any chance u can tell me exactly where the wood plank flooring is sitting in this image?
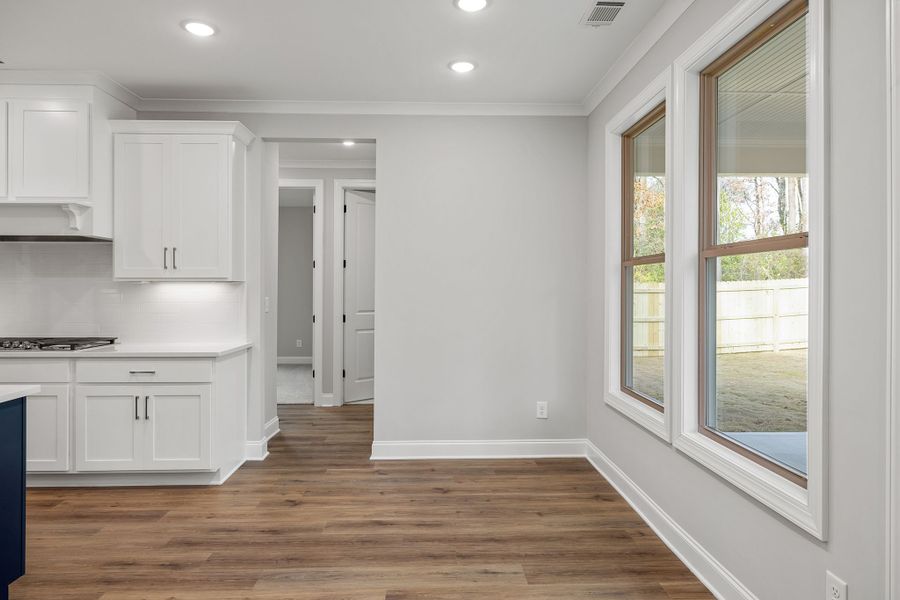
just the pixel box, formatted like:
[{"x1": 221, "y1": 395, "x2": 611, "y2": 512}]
[{"x1": 12, "y1": 405, "x2": 713, "y2": 599}]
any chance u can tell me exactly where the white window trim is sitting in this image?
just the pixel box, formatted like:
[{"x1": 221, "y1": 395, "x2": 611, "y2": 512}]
[
  {"x1": 604, "y1": 67, "x2": 673, "y2": 442},
  {"x1": 669, "y1": 0, "x2": 828, "y2": 540}
]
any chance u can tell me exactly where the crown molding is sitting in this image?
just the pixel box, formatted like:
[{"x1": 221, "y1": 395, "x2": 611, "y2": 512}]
[
  {"x1": 0, "y1": 69, "x2": 142, "y2": 110},
  {"x1": 581, "y1": 0, "x2": 696, "y2": 116},
  {"x1": 280, "y1": 159, "x2": 376, "y2": 170},
  {"x1": 137, "y1": 97, "x2": 586, "y2": 117}
]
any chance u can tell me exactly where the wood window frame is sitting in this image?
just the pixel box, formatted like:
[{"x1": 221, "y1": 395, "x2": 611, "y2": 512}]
[
  {"x1": 621, "y1": 102, "x2": 666, "y2": 412},
  {"x1": 697, "y1": 0, "x2": 810, "y2": 488}
]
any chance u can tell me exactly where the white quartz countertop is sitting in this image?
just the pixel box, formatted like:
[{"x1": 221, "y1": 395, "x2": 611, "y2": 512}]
[
  {"x1": 0, "y1": 385, "x2": 40, "y2": 404},
  {"x1": 0, "y1": 342, "x2": 252, "y2": 359}
]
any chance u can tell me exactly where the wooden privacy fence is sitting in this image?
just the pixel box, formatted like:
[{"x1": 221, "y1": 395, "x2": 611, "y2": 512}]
[{"x1": 632, "y1": 279, "x2": 808, "y2": 357}]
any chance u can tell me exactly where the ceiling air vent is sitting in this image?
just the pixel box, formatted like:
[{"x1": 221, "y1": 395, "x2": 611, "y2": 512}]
[{"x1": 582, "y1": 1, "x2": 625, "y2": 27}]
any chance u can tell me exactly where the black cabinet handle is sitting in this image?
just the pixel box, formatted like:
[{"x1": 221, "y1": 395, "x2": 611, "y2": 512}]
[
  {"x1": 173, "y1": 247, "x2": 177, "y2": 270},
  {"x1": 134, "y1": 396, "x2": 139, "y2": 420},
  {"x1": 144, "y1": 396, "x2": 150, "y2": 420},
  {"x1": 164, "y1": 247, "x2": 168, "y2": 270}
]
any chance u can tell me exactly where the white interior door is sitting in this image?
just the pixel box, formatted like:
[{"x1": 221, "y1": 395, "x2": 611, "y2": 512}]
[{"x1": 343, "y1": 190, "x2": 376, "y2": 403}]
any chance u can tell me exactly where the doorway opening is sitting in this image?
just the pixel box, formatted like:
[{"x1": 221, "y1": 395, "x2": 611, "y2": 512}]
[
  {"x1": 276, "y1": 178, "x2": 324, "y2": 406},
  {"x1": 273, "y1": 141, "x2": 376, "y2": 409}
]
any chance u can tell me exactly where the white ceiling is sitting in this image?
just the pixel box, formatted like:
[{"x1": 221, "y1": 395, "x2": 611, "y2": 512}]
[{"x1": 0, "y1": 0, "x2": 669, "y2": 109}]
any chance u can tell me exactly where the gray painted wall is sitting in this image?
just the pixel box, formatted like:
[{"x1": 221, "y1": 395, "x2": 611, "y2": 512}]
[
  {"x1": 277, "y1": 206, "x2": 313, "y2": 359},
  {"x1": 586, "y1": 0, "x2": 889, "y2": 597},
  {"x1": 143, "y1": 111, "x2": 587, "y2": 445}
]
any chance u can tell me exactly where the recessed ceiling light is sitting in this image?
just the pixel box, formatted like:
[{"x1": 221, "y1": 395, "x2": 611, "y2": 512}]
[
  {"x1": 455, "y1": 0, "x2": 488, "y2": 12},
  {"x1": 342, "y1": 140, "x2": 356, "y2": 147},
  {"x1": 449, "y1": 61, "x2": 476, "y2": 74},
  {"x1": 182, "y1": 21, "x2": 216, "y2": 37}
]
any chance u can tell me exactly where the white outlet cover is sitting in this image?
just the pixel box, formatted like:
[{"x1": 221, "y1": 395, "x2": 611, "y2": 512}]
[
  {"x1": 296, "y1": 339, "x2": 303, "y2": 348},
  {"x1": 536, "y1": 401, "x2": 549, "y2": 419},
  {"x1": 826, "y1": 571, "x2": 847, "y2": 600}
]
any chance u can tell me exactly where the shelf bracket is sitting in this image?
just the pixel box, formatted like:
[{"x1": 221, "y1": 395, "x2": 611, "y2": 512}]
[{"x1": 60, "y1": 204, "x2": 91, "y2": 231}]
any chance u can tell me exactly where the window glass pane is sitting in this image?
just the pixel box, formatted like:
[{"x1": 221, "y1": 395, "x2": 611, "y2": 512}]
[
  {"x1": 705, "y1": 248, "x2": 808, "y2": 475},
  {"x1": 632, "y1": 117, "x2": 665, "y2": 257},
  {"x1": 716, "y1": 15, "x2": 807, "y2": 244},
  {"x1": 624, "y1": 263, "x2": 665, "y2": 404}
]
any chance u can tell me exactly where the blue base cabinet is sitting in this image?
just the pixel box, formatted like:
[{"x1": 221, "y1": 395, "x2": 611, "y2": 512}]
[{"x1": 0, "y1": 397, "x2": 25, "y2": 600}]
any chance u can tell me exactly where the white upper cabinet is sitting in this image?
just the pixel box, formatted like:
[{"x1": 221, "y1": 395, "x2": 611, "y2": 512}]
[
  {"x1": 8, "y1": 99, "x2": 89, "y2": 201},
  {"x1": 113, "y1": 134, "x2": 169, "y2": 279},
  {"x1": 112, "y1": 121, "x2": 253, "y2": 281},
  {"x1": 0, "y1": 81, "x2": 137, "y2": 239}
]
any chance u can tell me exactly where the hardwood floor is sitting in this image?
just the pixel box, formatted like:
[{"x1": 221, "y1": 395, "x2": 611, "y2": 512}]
[{"x1": 13, "y1": 406, "x2": 713, "y2": 600}]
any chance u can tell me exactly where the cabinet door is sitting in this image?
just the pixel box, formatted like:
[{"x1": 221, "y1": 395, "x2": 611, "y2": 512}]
[
  {"x1": 143, "y1": 385, "x2": 211, "y2": 471},
  {"x1": 25, "y1": 384, "x2": 70, "y2": 472},
  {"x1": 74, "y1": 386, "x2": 143, "y2": 472},
  {"x1": 113, "y1": 134, "x2": 170, "y2": 279},
  {"x1": 168, "y1": 135, "x2": 231, "y2": 279},
  {"x1": 8, "y1": 99, "x2": 89, "y2": 200}
]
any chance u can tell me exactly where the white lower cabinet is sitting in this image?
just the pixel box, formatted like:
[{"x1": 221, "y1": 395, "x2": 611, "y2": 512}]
[
  {"x1": 144, "y1": 386, "x2": 211, "y2": 471},
  {"x1": 75, "y1": 384, "x2": 211, "y2": 472},
  {"x1": 75, "y1": 386, "x2": 143, "y2": 471},
  {"x1": 25, "y1": 384, "x2": 69, "y2": 472}
]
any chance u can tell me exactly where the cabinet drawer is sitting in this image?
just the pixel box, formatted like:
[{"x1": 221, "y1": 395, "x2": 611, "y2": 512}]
[
  {"x1": 76, "y1": 359, "x2": 212, "y2": 383},
  {"x1": 0, "y1": 359, "x2": 70, "y2": 383}
]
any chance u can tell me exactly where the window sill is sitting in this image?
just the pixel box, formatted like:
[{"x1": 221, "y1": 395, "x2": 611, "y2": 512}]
[
  {"x1": 605, "y1": 390, "x2": 670, "y2": 442},
  {"x1": 673, "y1": 430, "x2": 824, "y2": 540}
]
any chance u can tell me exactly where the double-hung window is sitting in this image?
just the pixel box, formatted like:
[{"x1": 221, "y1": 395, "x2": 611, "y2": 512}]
[
  {"x1": 698, "y1": 0, "x2": 810, "y2": 486},
  {"x1": 621, "y1": 103, "x2": 666, "y2": 410}
]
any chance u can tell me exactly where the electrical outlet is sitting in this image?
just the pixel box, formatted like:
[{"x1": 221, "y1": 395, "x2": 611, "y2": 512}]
[
  {"x1": 296, "y1": 339, "x2": 303, "y2": 348},
  {"x1": 536, "y1": 401, "x2": 549, "y2": 419},
  {"x1": 826, "y1": 571, "x2": 847, "y2": 600}
]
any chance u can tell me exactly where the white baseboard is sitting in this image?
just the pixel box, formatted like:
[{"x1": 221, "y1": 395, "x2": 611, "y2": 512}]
[
  {"x1": 264, "y1": 416, "x2": 281, "y2": 440},
  {"x1": 244, "y1": 439, "x2": 269, "y2": 461},
  {"x1": 278, "y1": 356, "x2": 312, "y2": 365},
  {"x1": 246, "y1": 417, "x2": 281, "y2": 461},
  {"x1": 26, "y1": 462, "x2": 244, "y2": 488},
  {"x1": 584, "y1": 441, "x2": 756, "y2": 600},
  {"x1": 370, "y1": 438, "x2": 586, "y2": 460},
  {"x1": 316, "y1": 392, "x2": 340, "y2": 408}
]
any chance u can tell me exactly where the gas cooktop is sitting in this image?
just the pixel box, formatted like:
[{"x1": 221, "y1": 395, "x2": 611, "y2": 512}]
[{"x1": 0, "y1": 337, "x2": 117, "y2": 352}]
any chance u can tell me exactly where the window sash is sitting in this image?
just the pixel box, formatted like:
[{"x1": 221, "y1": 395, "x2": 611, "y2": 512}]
[
  {"x1": 622, "y1": 103, "x2": 666, "y2": 410},
  {"x1": 697, "y1": 0, "x2": 810, "y2": 488}
]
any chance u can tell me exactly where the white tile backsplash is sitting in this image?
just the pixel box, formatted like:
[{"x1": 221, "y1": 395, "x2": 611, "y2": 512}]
[{"x1": 0, "y1": 243, "x2": 246, "y2": 343}]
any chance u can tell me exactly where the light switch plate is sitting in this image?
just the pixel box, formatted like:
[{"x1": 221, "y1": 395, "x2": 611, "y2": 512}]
[{"x1": 536, "y1": 401, "x2": 549, "y2": 419}]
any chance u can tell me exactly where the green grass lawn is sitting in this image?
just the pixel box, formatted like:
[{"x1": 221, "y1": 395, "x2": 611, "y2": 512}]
[{"x1": 631, "y1": 349, "x2": 807, "y2": 432}]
